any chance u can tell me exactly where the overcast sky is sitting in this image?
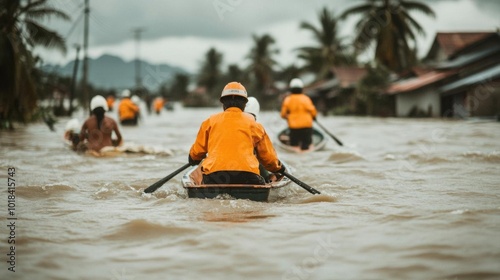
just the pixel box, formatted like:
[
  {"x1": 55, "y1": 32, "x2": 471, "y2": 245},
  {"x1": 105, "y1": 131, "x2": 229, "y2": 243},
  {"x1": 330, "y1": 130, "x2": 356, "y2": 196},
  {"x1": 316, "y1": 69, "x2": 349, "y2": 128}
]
[{"x1": 38, "y1": 0, "x2": 500, "y2": 72}]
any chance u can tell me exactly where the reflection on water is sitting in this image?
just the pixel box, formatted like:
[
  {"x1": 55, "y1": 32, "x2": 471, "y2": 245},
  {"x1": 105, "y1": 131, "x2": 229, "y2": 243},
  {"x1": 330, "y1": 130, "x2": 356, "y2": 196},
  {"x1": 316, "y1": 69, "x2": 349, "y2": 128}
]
[{"x1": 1, "y1": 106, "x2": 500, "y2": 279}]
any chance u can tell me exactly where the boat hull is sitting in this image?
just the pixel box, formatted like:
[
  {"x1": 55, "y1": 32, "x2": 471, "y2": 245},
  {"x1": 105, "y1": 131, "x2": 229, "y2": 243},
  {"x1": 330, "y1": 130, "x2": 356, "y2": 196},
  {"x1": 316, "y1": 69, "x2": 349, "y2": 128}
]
[
  {"x1": 181, "y1": 165, "x2": 291, "y2": 202},
  {"x1": 275, "y1": 127, "x2": 327, "y2": 152}
]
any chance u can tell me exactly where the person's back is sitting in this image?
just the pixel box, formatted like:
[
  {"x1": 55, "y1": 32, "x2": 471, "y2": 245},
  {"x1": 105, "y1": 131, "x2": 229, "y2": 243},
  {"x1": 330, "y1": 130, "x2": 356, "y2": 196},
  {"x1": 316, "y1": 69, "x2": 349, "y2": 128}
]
[
  {"x1": 106, "y1": 95, "x2": 115, "y2": 111},
  {"x1": 118, "y1": 90, "x2": 139, "y2": 125},
  {"x1": 281, "y1": 94, "x2": 316, "y2": 128},
  {"x1": 280, "y1": 78, "x2": 317, "y2": 150},
  {"x1": 189, "y1": 82, "x2": 284, "y2": 185},
  {"x1": 80, "y1": 95, "x2": 122, "y2": 152},
  {"x1": 153, "y1": 97, "x2": 164, "y2": 114},
  {"x1": 81, "y1": 116, "x2": 119, "y2": 151}
]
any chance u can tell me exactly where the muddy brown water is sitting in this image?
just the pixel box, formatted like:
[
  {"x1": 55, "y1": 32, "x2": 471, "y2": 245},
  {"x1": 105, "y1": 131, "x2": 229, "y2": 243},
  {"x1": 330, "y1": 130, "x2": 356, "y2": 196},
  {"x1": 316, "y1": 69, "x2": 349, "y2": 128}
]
[{"x1": 1, "y1": 104, "x2": 499, "y2": 279}]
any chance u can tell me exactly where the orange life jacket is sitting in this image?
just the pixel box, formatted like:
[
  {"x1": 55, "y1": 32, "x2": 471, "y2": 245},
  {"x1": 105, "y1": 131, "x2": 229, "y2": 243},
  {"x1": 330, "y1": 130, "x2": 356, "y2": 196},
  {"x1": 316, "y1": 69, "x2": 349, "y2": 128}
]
[
  {"x1": 280, "y1": 93, "x2": 317, "y2": 129},
  {"x1": 189, "y1": 107, "x2": 282, "y2": 175},
  {"x1": 118, "y1": 98, "x2": 139, "y2": 121}
]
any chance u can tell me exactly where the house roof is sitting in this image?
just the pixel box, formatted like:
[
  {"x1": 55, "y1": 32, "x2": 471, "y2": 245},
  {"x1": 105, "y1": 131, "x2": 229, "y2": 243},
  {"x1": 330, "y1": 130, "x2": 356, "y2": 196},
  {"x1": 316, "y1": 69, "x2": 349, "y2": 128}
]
[
  {"x1": 331, "y1": 67, "x2": 368, "y2": 88},
  {"x1": 425, "y1": 32, "x2": 493, "y2": 61},
  {"x1": 440, "y1": 64, "x2": 500, "y2": 94},
  {"x1": 436, "y1": 44, "x2": 500, "y2": 69},
  {"x1": 435, "y1": 32, "x2": 492, "y2": 57},
  {"x1": 305, "y1": 66, "x2": 368, "y2": 94},
  {"x1": 386, "y1": 70, "x2": 456, "y2": 94}
]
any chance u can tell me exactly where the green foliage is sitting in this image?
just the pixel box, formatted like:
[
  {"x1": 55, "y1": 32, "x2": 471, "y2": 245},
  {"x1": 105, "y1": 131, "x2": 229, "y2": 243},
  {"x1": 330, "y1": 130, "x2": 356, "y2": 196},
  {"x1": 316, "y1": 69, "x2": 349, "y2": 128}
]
[
  {"x1": 197, "y1": 47, "x2": 224, "y2": 99},
  {"x1": 357, "y1": 64, "x2": 393, "y2": 115},
  {"x1": 298, "y1": 7, "x2": 356, "y2": 80},
  {"x1": 0, "y1": 0, "x2": 69, "y2": 129},
  {"x1": 171, "y1": 73, "x2": 190, "y2": 100},
  {"x1": 340, "y1": 0, "x2": 435, "y2": 73},
  {"x1": 246, "y1": 34, "x2": 279, "y2": 100}
]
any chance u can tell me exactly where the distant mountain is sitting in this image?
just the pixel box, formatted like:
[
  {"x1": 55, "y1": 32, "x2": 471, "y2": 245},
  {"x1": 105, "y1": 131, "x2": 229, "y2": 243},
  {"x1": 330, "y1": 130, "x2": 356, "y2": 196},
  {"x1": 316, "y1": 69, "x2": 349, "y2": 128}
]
[{"x1": 41, "y1": 54, "x2": 189, "y2": 91}]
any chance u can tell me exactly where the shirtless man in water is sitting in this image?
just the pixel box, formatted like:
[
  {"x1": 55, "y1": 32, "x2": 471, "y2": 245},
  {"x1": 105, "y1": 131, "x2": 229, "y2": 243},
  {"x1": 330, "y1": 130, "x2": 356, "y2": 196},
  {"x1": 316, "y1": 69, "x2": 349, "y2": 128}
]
[{"x1": 80, "y1": 95, "x2": 123, "y2": 153}]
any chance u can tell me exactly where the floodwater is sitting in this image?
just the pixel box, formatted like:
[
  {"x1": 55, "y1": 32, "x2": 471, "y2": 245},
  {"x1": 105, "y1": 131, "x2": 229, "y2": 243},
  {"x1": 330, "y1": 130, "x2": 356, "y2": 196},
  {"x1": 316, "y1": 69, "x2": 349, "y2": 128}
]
[{"x1": 1, "y1": 103, "x2": 500, "y2": 280}]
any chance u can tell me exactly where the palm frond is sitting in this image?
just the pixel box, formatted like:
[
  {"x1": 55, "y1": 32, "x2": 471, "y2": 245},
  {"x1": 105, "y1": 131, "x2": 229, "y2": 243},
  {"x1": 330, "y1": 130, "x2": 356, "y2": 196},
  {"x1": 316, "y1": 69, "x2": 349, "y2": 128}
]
[
  {"x1": 20, "y1": 0, "x2": 47, "y2": 14},
  {"x1": 25, "y1": 20, "x2": 67, "y2": 53},
  {"x1": 400, "y1": 10, "x2": 426, "y2": 36},
  {"x1": 339, "y1": 3, "x2": 374, "y2": 20},
  {"x1": 300, "y1": 21, "x2": 322, "y2": 42},
  {"x1": 400, "y1": 0, "x2": 436, "y2": 18},
  {"x1": 25, "y1": 8, "x2": 71, "y2": 21}
]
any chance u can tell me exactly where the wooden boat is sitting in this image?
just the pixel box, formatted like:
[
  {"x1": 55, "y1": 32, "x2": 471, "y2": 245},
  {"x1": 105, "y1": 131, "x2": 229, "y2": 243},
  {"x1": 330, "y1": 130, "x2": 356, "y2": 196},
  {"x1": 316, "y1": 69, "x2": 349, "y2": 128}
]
[
  {"x1": 275, "y1": 127, "x2": 327, "y2": 153},
  {"x1": 181, "y1": 164, "x2": 291, "y2": 202}
]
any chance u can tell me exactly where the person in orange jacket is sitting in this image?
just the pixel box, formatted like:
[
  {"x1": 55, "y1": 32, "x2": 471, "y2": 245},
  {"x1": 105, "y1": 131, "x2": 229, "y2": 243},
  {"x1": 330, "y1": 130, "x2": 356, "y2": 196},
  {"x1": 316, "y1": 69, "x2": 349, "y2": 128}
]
[
  {"x1": 106, "y1": 94, "x2": 115, "y2": 112},
  {"x1": 280, "y1": 78, "x2": 317, "y2": 151},
  {"x1": 189, "y1": 82, "x2": 285, "y2": 185},
  {"x1": 153, "y1": 97, "x2": 165, "y2": 115},
  {"x1": 118, "y1": 89, "x2": 140, "y2": 126},
  {"x1": 79, "y1": 95, "x2": 123, "y2": 152}
]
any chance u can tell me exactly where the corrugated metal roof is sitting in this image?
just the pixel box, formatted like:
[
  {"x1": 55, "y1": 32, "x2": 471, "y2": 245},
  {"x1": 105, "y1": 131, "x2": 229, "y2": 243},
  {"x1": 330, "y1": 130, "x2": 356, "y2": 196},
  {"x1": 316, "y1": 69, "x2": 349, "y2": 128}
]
[
  {"x1": 436, "y1": 45, "x2": 500, "y2": 69},
  {"x1": 440, "y1": 64, "x2": 500, "y2": 93}
]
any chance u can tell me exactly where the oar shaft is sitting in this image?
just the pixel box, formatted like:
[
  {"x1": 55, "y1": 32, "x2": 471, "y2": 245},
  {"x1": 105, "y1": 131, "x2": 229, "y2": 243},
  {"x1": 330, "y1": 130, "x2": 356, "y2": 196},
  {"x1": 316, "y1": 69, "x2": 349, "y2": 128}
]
[
  {"x1": 144, "y1": 163, "x2": 192, "y2": 193},
  {"x1": 283, "y1": 171, "x2": 321, "y2": 195},
  {"x1": 314, "y1": 119, "x2": 343, "y2": 146}
]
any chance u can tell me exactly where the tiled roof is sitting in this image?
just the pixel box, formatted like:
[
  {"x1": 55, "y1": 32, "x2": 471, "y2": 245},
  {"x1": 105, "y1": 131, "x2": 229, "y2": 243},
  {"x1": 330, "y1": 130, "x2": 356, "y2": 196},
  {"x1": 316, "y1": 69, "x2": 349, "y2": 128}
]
[
  {"x1": 436, "y1": 32, "x2": 492, "y2": 57},
  {"x1": 386, "y1": 70, "x2": 456, "y2": 94},
  {"x1": 331, "y1": 67, "x2": 368, "y2": 87}
]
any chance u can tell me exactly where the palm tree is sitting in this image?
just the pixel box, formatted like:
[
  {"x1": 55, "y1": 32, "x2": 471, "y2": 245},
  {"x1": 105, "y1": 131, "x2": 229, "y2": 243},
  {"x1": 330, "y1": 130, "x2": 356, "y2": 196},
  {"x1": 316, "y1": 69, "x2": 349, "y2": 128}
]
[
  {"x1": 223, "y1": 64, "x2": 248, "y2": 85},
  {"x1": 246, "y1": 33, "x2": 279, "y2": 100},
  {"x1": 298, "y1": 7, "x2": 353, "y2": 80},
  {"x1": 0, "y1": 0, "x2": 69, "y2": 129},
  {"x1": 276, "y1": 64, "x2": 302, "y2": 86},
  {"x1": 340, "y1": 0, "x2": 435, "y2": 73},
  {"x1": 357, "y1": 64, "x2": 391, "y2": 115},
  {"x1": 170, "y1": 73, "x2": 190, "y2": 101},
  {"x1": 197, "y1": 47, "x2": 223, "y2": 100}
]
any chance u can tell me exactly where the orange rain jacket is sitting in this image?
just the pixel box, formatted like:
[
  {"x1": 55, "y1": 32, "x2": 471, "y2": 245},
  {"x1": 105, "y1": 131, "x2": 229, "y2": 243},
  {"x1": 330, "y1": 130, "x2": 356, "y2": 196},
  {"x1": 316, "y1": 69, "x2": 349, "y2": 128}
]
[
  {"x1": 189, "y1": 107, "x2": 282, "y2": 175},
  {"x1": 118, "y1": 98, "x2": 139, "y2": 121},
  {"x1": 280, "y1": 93, "x2": 317, "y2": 129},
  {"x1": 106, "y1": 96, "x2": 115, "y2": 111},
  {"x1": 153, "y1": 98, "x2": 165, "y2": 112}
]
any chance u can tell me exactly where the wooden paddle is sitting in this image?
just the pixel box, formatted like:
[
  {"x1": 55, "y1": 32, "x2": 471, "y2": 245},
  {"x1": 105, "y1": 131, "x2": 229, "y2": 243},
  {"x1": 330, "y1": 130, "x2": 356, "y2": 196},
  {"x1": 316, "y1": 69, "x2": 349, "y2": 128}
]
[
  {"x1": 314, "y1": 119, "x2": 343, "y2": 146},
  {"x1": 283, "y1": 171, "x2": 321, "y2": 195},
  {"x1": 144, "y1": 163, "x2": 191, "y2": 193}
]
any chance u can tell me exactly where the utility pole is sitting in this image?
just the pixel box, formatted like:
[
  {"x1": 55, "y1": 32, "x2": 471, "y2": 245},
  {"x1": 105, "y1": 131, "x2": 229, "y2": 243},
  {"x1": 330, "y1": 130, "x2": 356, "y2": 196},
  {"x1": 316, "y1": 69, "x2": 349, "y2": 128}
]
[
  {"x1": 82, "y1": 0, "x2": 90, "y2": 111},
  {"x1": 69, "y1": 44, "x2": 81, "y2": 116},
  {"x1": 133, "y1": 28, "x2": 144, "y2": 90}
]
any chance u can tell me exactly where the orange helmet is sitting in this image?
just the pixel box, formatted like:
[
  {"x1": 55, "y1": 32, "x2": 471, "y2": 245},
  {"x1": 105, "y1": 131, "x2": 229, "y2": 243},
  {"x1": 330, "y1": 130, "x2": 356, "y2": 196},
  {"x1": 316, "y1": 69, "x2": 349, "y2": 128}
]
[{"x1": 220, "y1": 82, "x2": 248, "y2": 100}]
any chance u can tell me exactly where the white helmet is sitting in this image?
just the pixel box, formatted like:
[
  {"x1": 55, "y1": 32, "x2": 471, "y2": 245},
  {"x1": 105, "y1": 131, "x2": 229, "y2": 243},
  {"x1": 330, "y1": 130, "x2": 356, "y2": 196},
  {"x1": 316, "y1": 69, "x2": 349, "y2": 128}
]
[
  {"x1": 131, "y1": 95, "x2": 140, "y2": 104},
  {"x1": 245, "y1": 97, "x2": 260, "y2": 118},
  {"x1": 90, "y1": 95, "x2": 109, "y2": 111},
  {"x1": 65, "y1": 118, "x2": 80, "y2": 131},
  {"x1": 220, "y1": 82, "x2": 248, "y2": 100},
  {"x1": 122, "y1": 89, "x2": 131, "y2": 98},
  {"x1": 289, "y1": 78, "x2": 304, "y2": 89}
]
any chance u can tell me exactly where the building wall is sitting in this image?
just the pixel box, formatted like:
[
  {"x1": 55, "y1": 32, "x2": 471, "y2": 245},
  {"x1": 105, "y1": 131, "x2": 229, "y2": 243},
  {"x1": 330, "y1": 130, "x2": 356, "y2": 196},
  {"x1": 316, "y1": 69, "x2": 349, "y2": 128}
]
[
  {"x1": 396, "y1": 89, "x2": 441, "y2": 117},
  {"x1": 467, "y1": 80, "x2": 500, "y2": 117}
]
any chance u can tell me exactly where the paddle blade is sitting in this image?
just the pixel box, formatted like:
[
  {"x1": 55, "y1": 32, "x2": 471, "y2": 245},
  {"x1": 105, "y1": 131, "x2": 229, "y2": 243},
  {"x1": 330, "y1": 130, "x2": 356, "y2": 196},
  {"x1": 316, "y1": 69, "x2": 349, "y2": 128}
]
[
  {"x1": 144, "y1": 163, "x2": 192, "y2": 193},
  {"x1": 144, "y1": 179, "x2": 166, "y2": 194}
]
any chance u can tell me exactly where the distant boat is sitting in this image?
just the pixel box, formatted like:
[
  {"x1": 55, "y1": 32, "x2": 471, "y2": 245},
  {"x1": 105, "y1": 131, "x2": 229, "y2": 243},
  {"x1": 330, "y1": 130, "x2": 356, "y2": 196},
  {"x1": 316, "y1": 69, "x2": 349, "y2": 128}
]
[{"x1": 275, "y1": 128, "x2": 327, "y2": 153}]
